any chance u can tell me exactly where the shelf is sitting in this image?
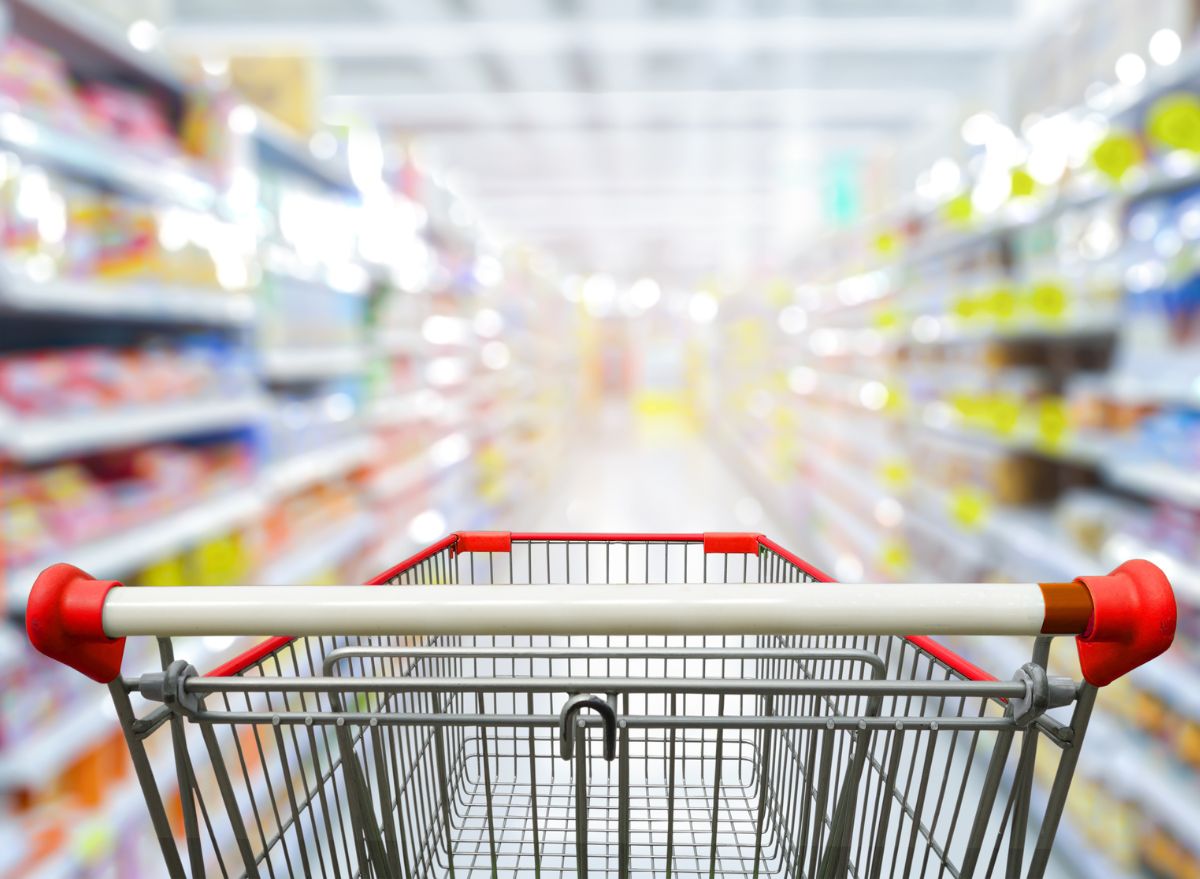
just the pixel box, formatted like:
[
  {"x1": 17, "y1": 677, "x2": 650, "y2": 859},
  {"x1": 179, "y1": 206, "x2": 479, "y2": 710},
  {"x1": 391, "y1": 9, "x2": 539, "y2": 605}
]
[
  {"x1": 1128, "y1": 650, "x2": 1200, "y2": 723},
  {"x1": 375, "y1": 327, "x2": 427, "y2": 355},
  {"x1": 919, "y1": 420, "x2": 1112, "y2": 468},
  {"x1": 260, "y1": 347, "x2": 368, "y2": 381},
  {"x1": 0, "y1": 693, "x2": 115, "y2": 789},
  {"x1": 9, "y1": 0, "x2": 190, "y2": 96},
  {"x1": 0, "y1": 635, "x2": 252, "y2": 789},
  {"x1": 1088, "y1": 714, "x2": 1200, "y2": 857},
  {"x1": 1104, "y1": 459, "x2": 1200, "y2": 508},
  {"x1": 256, "y1": 514, "x2": 375, "y2": 585},
  {"x1": 363, "y1": 533, "x2": 422, "y2": 580},
  {"x1": 369, "y1": 390, "x2": 436, "y2": 427},
  {"x1": 0, "y1": 395, "x2": 265, "y2": 462},
  {"x1": 263, "y1": 243, "x2": 369, "y2": 296},
  {"x1": 0, "y1": 267, "x2": 256, "y2": 325},
  {"x1": 910, "y1": 483, "x2": 1104, "y2": 582},
  {"x1": 922, "y1": 311, "x2": 1121, "y2": 345},
  {"x1": 262, "y1": 435, "x2": 378, "y2": 498},
  {"x1": 367, "y1": 450, "x2": 437, "y2": 500},
  {"x1": 1099, "y1": 531, "x2": 1200, "y2": 605},
  {"x1": 254, "y1": 114, "x2": 356, "y2": 194},
  {"x1": 6, "y1": 489, "x2": 264, "y2": 610},
  {"x1": 0, "y1": 110, "x2": 217, "y2": 211}
]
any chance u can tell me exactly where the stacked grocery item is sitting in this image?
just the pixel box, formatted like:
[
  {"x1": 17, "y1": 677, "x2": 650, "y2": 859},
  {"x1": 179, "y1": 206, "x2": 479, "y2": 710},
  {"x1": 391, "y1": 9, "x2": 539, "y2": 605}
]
[
  {"x1": 0, "y1": 33, "x2": 226, "y2": 166},
  {"x1": 0, "y1": 159, "x2": 250, "y2": 289},
  {"x1": 0, "y1": 343, "x2": 256, "y2": 417},
  {"x1": 4, "y1": 440, "x2": 255, "y2": 572}
]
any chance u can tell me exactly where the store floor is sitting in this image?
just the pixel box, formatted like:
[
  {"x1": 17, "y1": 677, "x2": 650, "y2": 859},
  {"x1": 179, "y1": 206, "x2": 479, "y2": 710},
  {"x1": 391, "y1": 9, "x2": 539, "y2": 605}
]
[
  {"x1": 516, "y1": 400, "x2": 1073, "y2": 879},
  {"x1": 524, "y1": 400, "x2": 790, "y2": 538}
]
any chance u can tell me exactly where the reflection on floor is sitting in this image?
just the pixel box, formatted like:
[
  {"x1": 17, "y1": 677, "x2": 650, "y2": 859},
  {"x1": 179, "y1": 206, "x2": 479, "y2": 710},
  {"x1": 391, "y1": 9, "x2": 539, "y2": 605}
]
[{"x1": 525, "y1": 402, "x2": 788, "y2": 539}]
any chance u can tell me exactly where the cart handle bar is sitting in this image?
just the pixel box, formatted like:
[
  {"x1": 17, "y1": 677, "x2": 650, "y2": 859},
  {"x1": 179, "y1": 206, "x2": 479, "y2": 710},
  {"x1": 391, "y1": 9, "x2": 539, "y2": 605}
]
[{"x1": 27, "y1": 559, "x2": 1174, "y2": 687}]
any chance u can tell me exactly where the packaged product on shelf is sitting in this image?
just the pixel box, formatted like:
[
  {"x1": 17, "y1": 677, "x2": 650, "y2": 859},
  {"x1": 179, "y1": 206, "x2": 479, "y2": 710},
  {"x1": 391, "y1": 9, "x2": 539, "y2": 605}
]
[
  {"x1": 0, "y1": 342, "x2": 253, "y2": 417},
  {"x1": 1112, "y1": 190, "x2": 1200, "y2": 393},
  {"x1": 1140, "y1": 822, "x2": 1200, "y2": 879},
  {"x1": 0, "y1": 36, "x2": 79, "y2": 129},
  {"x1": 77, "y1": 82, "x2": 174, "y2": 154},
  {"x1": 268, "y1": 389, "x2": 364, "y2": 461},
  {"x1": 4, "y1": 441, "x2": 255, "y2": 570},
  {"x1": 259, "y1": 483, "x2": 361, "y2": 564},
  {"x1": 1055, "y1": 488, "x2": 1146, "y2": 556},
  {"x1": 185, "y1": 532, "x2": 251, "y2": 586},
  {"x1": 0, "y1": 638, "x2": 95, "y2": 753},
  {"x1": 915, "y1": 432, "x2": 1057, "y2": 505}
]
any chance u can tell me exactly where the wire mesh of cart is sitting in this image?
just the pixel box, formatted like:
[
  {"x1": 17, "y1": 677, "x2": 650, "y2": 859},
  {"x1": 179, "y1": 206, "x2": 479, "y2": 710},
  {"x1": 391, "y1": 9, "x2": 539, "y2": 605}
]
[{"x1": 27, "y1": 531, "x2": 1177, "y2": 879}]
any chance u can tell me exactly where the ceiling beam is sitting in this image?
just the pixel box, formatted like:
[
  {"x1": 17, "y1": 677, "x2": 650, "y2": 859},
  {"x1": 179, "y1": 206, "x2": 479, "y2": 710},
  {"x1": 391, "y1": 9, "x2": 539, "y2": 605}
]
[
  {"x1": 325, "y1": 88, "x2": 948, "y2": 125},
  {"x1": 164, "y1": 15, "x2": 1026, "y2": 57}
]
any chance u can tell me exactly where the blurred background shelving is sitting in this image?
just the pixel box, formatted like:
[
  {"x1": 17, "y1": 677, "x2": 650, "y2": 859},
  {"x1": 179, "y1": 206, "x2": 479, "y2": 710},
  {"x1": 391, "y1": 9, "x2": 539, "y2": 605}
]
[
  {"x1": 0, "y1": 2, "x2": 579, "y2": 875},
  {"x1": 702, "y1": 5, "x2": 1200, "y2": 873}
]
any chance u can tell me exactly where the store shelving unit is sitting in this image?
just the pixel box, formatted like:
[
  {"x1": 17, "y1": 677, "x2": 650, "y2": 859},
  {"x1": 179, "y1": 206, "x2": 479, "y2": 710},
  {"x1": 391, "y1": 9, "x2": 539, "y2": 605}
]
[
  {"x1": 0, "y1": 109, "x2": 218, "y2": 210},
  {"x1": 5, "y1": 489, "x2": 265, "y2": 609},
  {"x1": 705, "y1": 32, "x2": 1200, "y2": 879},
  {"x1": 0, "y1": 395, "x2": 265, "y2": 462},
  {"x1": 0, "y1": 267, "x2": 257, "y2": 324},
  {"x1": 0, "y1": 6, "x2": 579, "y2": 878}
]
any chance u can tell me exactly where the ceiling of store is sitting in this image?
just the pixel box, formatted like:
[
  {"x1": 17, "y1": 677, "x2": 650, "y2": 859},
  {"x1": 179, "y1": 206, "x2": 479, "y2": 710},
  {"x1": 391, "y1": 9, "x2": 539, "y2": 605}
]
[{"x1": 161, "y1": 0, "x2": 1055, "y2": 284}]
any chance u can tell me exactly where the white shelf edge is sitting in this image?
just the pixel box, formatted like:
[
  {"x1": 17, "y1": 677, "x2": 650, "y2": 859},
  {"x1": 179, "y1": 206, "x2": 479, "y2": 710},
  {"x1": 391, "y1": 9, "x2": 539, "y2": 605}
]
[
  {"x1": 262, "y1": 436, "x2": 378, "y2": 498},
  {"x1": 7, "y1": 489, "x2": 265, "y2": 609},
  {"x1": 0, "y1": 267, "x2": 256, "y2": 325},
  {"x1": 1104, "y1": 459, "x2": 1200, "y2": 509},
  {"x1": 0, "y1": 109, "x2": 216, "y2": 210},
  {"x1": 0, "y1": 395, "x2": 265, "y2": 463},
  {"x1": 255, "y1": 514, "x2": 376, "y2": 585},
  {"x1": 260, "y1": 347, "x2": 368, "y2": 381},
  {"x1": 0, "y1": 634, "x2": 252, "y2": 788}
]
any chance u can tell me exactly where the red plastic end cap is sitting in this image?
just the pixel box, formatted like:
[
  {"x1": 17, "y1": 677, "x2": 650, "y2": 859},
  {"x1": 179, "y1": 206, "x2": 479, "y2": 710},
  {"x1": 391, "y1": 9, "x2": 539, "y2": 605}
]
[
  {"x1": 1075, "y1": 559, "x2": 1176, "y2": 687},
  {"x1": 703, "y1": 533, "x2": 762, "y2": 554},
  {"x1": 454, "y1": 531, "x2": 512, "y2": 554},
  {"x1": 26, "y1": 563, "x2": 126, "y2": 684}
]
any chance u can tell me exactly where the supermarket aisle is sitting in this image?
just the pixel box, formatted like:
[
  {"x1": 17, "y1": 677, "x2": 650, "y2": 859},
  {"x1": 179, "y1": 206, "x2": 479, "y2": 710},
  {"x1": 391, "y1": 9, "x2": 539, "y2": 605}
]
[{"x1": 525, "y1": 401, "x2": 792, "y2": 538}]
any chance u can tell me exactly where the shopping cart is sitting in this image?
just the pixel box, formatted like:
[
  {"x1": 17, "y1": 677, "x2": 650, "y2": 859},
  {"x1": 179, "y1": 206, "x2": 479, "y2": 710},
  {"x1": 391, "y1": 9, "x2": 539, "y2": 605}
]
[{"x1": 27, "y1": 531, "x2": 1176, "y2": 879}]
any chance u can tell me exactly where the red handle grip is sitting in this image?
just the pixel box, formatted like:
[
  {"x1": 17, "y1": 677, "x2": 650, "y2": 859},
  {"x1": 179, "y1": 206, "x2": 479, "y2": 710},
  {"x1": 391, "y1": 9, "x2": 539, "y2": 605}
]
[
  {"x1": 1075, "y1": 559, "x2": 1176, "y2": 687},
  {"x1": 26, "y1": 563, "x2": 127, "y2": 683}
]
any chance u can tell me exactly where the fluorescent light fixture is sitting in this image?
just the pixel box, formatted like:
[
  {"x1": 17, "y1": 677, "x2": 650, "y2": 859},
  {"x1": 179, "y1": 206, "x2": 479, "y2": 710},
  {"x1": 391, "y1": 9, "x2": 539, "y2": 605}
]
[
  {"x1": 1149, "y1": 29, "x2": 1182, "y2": 66},
  {"x1": 228, "y1": 104, "x2": 258, "y2": 135},
  {"x1": 1115, "y1": 53, "x2": 1147, "y2": 86},
  {"x1": 688, "y1": 291, "x2": 719, "y2": 323},
  {"x1": 127, "y1": 19, "x2": 159, "y2": 52}
]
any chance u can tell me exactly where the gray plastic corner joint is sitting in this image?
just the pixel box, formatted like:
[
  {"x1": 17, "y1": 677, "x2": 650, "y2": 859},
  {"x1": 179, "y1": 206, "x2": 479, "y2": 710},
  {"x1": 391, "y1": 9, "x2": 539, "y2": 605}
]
[
  {"x1": 138, "y1": 659, "x2": 203, "y2": 715},
  {"x1": 1011, "y1": 662, "x2": 1076, "y2": 728}
]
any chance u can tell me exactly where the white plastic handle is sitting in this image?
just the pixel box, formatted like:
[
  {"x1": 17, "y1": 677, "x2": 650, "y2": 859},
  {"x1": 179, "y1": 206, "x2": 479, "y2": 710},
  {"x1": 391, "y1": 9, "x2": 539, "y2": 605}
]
[{"x1": 98, "y1": 582, "x2": 1050, "y2": 637}]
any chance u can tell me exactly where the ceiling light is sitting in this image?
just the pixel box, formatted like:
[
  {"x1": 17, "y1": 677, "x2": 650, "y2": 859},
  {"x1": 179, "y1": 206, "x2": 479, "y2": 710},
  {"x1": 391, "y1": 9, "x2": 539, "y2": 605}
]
[
  {"x1": 628, "y1": 277, "x2": 661, "y2": 310},
  {"x1": 1149, "y1": 29, "x2": 1182, "y2": 66},
  {"x1": 1115, "y1": 53, "x2": 1147, "y2": 86},
  {"x1": 778, "y1": 306, "x2": 808, "y2": 334},
  {"x1": 858, "y1": 381, "x2": 889, "y2": 411},
  {"x1": 874, "y1": 498, "x2": 904, "y2": 528},
  {"x1": 481, "y1": 341, "x2": 510, "y2": 370},
  {"x1": 473, "y1": 308, "x2": 504, "y2": 338},
  {"x1": 961, "y1": 112, "x2": 996, "y2": 146},
  {"x1": 582, "y1": 274, "x2": 617, "y2": 317},
  {"x1": 126, "y1": 19, "x2": 159, "y2": 52},
  {"x1": 474, "y1": 255, "x2": 504, "y2": 287},
  {"x1": 228, "y1": 104, "x2": 258, "y2": 135},
  {"x1": 408, "y1": 510, "x2": 447, "y2": 543},
  {"x1": 201, "y1": 57, "x2": 229, "y2": 77},
  {"x1": 688, "y1": 291, "x2": 719, "y2": 324},
  {"x1": 787, "y1": 366, "x2": 818, "y2": 394}
]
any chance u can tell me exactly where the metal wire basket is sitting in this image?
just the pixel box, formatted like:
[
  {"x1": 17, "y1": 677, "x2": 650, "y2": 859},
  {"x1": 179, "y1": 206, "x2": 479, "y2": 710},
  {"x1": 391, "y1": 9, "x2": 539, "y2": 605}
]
[{"x1": 27, "y1": 531, "x2": 1176, "y2": 878}]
